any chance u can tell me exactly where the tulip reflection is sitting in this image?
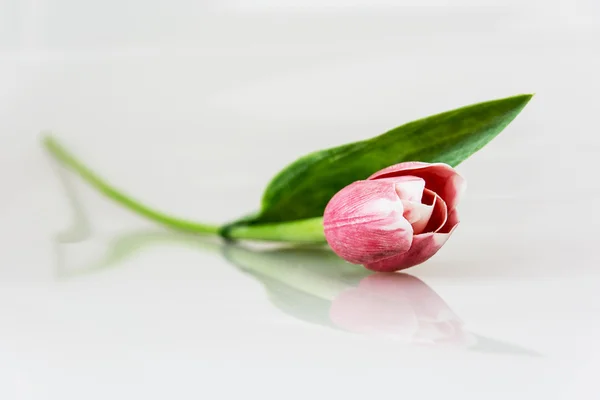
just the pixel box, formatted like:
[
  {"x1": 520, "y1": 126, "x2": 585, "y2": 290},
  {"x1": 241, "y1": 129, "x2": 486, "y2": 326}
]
[
  {"x1": 223, "y1": 246, "x2": 537, "y2": 354},
  {"x1": 330, "y1": 273, "x2": 473, "y2": 346},
  {"x1": 229, "y1": 244, "x2": 472, "y2": 346}
]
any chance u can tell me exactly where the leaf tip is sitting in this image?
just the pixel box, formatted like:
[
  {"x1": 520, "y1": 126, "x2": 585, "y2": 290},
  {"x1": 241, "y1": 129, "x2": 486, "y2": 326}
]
[
  {"x1": 498, "y1": 93, "x2": 534, "y2": 114},
  {"x1": 516, "y1": 92, "x2": 535, "y2": 104},
  {"x1": 508, "y1": 92, "x2": 534, "y2": 103}
]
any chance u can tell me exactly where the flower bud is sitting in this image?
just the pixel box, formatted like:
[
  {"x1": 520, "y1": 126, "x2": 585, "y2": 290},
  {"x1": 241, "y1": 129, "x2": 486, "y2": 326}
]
[{"x1": 323, "y1": 162, "x2": 465, "y2": 272}]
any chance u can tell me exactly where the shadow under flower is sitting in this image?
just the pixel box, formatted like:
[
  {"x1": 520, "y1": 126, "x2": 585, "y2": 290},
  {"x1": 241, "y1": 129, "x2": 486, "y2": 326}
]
[{"x1": 49, "y1": 158, "x2": 541, "y2": 357}]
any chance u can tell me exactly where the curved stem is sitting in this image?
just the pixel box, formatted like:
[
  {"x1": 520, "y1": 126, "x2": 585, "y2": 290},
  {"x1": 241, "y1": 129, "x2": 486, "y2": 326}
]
[
  {"x1": 43, "y1": 135, "x2": 220, "y2": 235},
  {"x1": 42, "y1": 134, "x2": 327, "y2": 244}
]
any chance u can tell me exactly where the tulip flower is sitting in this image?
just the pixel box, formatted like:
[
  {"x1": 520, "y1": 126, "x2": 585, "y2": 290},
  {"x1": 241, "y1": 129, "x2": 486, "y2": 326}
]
[{"x1": 323, "y1": 162, "x2": 466, "y2": 272}]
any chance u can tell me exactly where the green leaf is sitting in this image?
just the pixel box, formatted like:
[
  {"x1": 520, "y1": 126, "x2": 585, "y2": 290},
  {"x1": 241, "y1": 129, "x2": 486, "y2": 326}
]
[{"x1": 251, "y1": 93, "x2": 533, "y2": 224}]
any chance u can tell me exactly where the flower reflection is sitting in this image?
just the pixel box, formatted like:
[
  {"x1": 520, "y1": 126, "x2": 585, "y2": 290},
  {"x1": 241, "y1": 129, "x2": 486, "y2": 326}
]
[
  {"x1": 330, "y1": 273, "x2": 473, "y2": 346},
  {"x1": 221, "y1": 246, "x2": 538, "y2": 355}
]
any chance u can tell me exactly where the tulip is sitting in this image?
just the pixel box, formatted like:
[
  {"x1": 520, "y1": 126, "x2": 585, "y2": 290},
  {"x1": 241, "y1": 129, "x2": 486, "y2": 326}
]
[{"x1": 323, "y1": 162, "x2": 466, "y2": 272}]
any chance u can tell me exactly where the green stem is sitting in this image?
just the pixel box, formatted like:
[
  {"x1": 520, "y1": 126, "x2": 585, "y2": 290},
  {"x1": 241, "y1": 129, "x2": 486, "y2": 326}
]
[
  {"x1": 43, "y1": 135, "x2": 221, "y2": 234},
  {"x1": 42, "y1": 135, "x2": 327, "y2": 244},
  {"x1": 229, "y1": 217, "x2": 325, "y2": 243}
]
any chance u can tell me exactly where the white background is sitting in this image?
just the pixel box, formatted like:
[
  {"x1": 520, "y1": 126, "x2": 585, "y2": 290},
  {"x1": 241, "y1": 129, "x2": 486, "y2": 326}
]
[{"x1": 1, "y1": 1, "x2": 599, "y2": 399}]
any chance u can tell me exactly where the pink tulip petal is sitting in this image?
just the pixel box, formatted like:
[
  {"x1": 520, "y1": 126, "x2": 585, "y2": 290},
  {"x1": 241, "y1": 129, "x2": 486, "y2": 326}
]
[
  {"x1": 363, "y1": 233, "x2": 449, "y2": 272},
  {"x1": 368, "y1": 162, "x2": 466, "y2": 211},
  {"x1": 401, "y1": 188, "x2": 447, "y2": 234},
  {"x1": 324, "y1": 180, "x2": 414, "y2": 265},
  {"x1": 439, "y1": 208, "x2": 460, "y2": 234},
  {"x1": 401, "y1": 197, "x2": 435, "y2": 235},
  {"x1": 422, "y1": 189, "x2": 448, "y2": 233},
  {"x1": 383, "y1": 176, "x2": 426, "y2": 203},
  {"x1": 363, "y1": 214, "x2": 460, "y2": 273}
]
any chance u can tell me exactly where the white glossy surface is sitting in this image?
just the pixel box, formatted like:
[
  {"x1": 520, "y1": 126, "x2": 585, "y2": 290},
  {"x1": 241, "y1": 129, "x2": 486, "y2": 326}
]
[{"x1": 1, "y1": 1, "x2": 600, "y2": 399}]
